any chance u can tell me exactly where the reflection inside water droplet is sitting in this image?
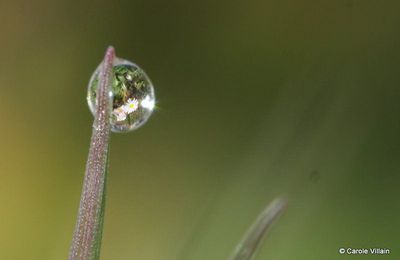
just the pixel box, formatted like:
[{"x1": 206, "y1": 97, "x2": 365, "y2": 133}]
[{"x1": 87, "y1": 58, "x2": 155, "y2": 133}]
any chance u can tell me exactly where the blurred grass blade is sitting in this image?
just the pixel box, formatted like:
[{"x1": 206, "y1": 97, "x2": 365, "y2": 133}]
[
  {"x1": 229, "y1": 197, "x2": 287, "y2": 260},
  {"x1": 69, "y1": 46, "x2": 115, "y2": 260}
]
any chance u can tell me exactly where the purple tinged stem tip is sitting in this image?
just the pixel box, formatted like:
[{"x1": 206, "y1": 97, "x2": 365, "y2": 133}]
[{"x1": 69, "y1": 46, "x2": 115, "y2": 260}]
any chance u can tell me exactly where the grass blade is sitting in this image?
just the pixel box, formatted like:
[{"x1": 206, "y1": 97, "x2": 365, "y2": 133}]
[
  {"x1": 69, "y1": 46, "x2": 115, "y2": 260},
  {"x1": 229, "y1": 197, "x2": 287, "y2": 260}
]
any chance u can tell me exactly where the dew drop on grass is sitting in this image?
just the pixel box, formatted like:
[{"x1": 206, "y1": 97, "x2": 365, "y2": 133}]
[{"x1": 87, "y1": 58, "x2": 155, "y2": 133}]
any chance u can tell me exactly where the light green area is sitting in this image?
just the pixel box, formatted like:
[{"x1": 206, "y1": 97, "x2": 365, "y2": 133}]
[{"x1": 0, "y1": 0, "x2": 399, "y2": 259}]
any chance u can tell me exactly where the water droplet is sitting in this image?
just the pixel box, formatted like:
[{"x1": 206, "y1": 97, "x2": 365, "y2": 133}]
[{"x1": 87, "y1": 58, "x2": 156, "y2": 133}]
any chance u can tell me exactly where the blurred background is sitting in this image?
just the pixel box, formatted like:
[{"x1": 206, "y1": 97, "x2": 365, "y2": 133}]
[{"x1": 0, "y1": 0, "x2": 399, "y2": 259}]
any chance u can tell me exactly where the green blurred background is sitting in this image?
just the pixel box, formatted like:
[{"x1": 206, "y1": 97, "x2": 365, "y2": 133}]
[{"x1": 0, "y1": 0, "x2": 399, "y2": 259}]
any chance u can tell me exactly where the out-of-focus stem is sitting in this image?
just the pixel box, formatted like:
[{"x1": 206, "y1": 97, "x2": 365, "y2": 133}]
[
  {"x1": 69, "y1": 46, "x2": 115, "y2": 260},
  {"x1": 229, "y1": 197, "x2": 287, "y2": 260}
]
